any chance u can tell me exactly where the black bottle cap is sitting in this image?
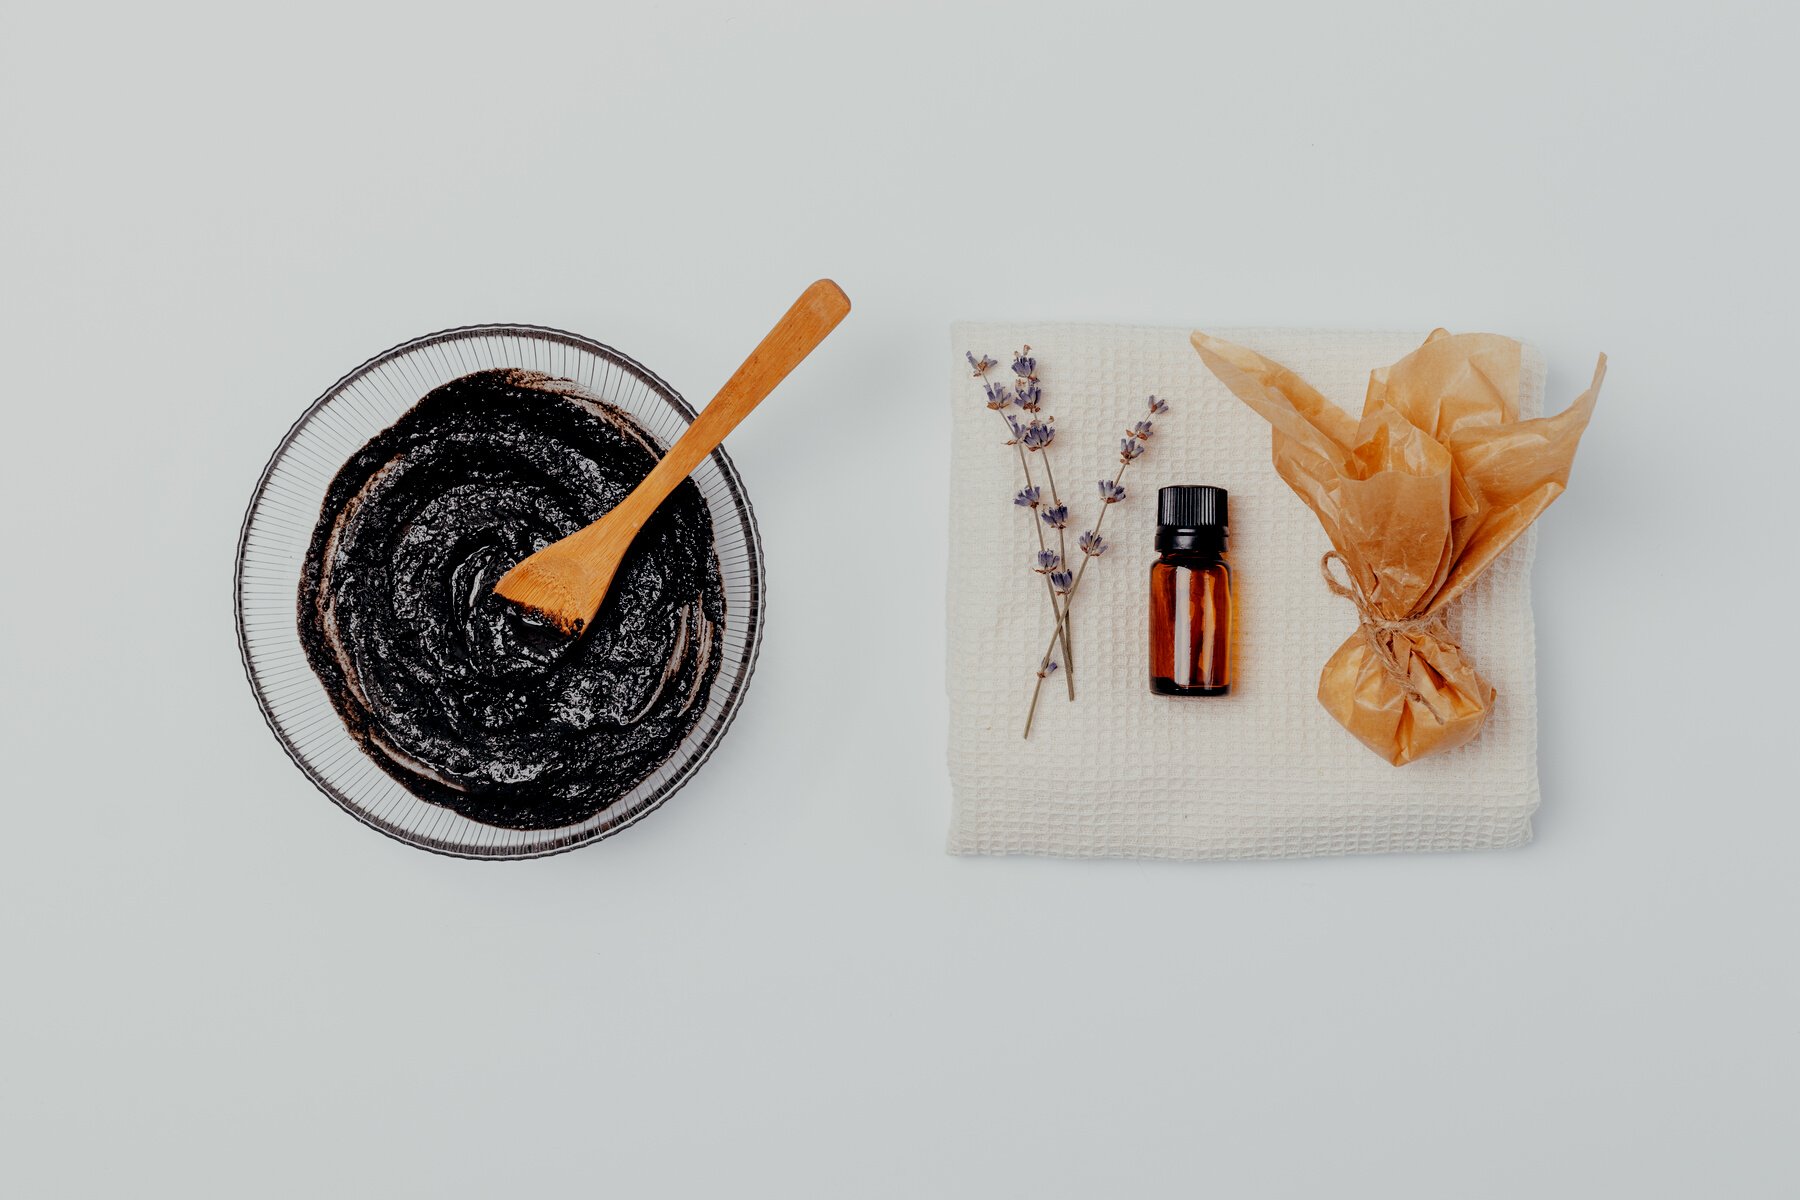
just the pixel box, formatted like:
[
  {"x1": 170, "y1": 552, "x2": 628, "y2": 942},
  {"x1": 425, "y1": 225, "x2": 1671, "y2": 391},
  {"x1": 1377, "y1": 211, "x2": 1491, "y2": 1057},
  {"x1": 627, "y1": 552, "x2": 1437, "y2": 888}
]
[{"x1": 1157, "y1": 485, "x2": 1228, "y2": 530}]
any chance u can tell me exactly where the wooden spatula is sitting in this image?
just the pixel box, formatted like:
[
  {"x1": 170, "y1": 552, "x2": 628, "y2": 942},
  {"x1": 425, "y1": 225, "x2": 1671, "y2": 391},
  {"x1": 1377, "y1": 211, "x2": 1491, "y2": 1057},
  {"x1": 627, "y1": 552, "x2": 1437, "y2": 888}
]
[{"x1": 494, "y1": 279, "x2": 851, "y2": 633}]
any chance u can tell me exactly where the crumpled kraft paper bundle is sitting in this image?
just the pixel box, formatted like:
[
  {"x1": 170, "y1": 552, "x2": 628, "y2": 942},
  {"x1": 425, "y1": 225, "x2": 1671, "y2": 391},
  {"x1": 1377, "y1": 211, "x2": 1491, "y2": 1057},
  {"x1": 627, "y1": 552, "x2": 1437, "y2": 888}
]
[
  {"x1": 946, "y1": 324, "x2": 1579, "y2": 861},
  {"x1": 1193, "y1": 330, "x2": 1603, "y2": 765}
]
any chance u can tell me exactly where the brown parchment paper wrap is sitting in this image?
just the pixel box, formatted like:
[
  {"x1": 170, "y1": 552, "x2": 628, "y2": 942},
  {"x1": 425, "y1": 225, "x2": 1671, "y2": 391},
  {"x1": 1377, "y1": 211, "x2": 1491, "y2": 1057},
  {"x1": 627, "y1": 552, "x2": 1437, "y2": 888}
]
[{"x1": 1192, "y1": 330, "x2": 1605, "y2": 765}]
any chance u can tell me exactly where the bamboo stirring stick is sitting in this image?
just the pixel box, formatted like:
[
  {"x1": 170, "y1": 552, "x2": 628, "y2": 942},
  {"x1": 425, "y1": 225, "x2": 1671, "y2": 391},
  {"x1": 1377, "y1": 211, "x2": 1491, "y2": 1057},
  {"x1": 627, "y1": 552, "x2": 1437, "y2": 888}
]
[{"x1": 495, "y1": 279, "x2": 851, "y2": 633}]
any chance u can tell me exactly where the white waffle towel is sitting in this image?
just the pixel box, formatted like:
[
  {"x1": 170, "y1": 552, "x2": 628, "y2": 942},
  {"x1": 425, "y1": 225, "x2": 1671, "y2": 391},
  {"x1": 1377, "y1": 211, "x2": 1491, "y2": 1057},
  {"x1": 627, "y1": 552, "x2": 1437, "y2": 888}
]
[{"x1": 946, "y1": 324, "x2": 1547, "y2": 860}]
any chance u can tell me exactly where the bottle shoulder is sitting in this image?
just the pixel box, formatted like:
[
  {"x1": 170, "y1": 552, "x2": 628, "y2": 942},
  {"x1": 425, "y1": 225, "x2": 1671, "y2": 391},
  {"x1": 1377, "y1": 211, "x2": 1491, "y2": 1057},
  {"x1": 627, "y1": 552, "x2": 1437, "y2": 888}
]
[{"x1": 1152, "y1": 551, "x2": 1230, "y2": 569}]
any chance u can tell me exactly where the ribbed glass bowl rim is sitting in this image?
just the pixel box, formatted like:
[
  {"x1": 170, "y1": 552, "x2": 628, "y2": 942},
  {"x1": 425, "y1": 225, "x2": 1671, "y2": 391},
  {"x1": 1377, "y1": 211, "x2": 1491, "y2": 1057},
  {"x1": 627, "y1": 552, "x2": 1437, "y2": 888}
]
[{"x1": 233, "y1": 323, "x2": 765, "y2": 860}]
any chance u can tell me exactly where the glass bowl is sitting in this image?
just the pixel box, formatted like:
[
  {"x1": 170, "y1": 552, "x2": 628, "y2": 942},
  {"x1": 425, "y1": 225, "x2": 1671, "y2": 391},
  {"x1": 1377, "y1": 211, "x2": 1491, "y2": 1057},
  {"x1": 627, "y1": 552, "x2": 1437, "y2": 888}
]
[{"x1": 234, "y1": 325, "x2": 765, "y2": 859}]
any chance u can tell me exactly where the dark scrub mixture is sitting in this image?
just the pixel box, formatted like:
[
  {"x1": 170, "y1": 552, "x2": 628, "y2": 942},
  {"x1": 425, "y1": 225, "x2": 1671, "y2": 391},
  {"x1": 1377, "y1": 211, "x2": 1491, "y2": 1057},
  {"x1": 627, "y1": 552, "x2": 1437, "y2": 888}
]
[{"x1": 299, "y1": 369, "x2": 724, "y2": 830}]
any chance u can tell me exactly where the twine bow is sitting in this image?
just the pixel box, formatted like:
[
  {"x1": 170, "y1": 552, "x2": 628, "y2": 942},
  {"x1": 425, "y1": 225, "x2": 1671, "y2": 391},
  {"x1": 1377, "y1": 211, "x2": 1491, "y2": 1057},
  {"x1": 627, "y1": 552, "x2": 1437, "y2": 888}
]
[{"x1": 1318, "y1": 551, "x2": 1458, "y2": 724}]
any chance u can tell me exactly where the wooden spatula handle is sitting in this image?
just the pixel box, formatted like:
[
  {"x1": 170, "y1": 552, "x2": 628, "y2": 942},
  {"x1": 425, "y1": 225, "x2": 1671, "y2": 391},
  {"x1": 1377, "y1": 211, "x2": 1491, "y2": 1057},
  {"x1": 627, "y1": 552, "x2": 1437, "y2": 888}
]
[{"x1": 609, "y1": 279, "x2": 851, "y2": 532}]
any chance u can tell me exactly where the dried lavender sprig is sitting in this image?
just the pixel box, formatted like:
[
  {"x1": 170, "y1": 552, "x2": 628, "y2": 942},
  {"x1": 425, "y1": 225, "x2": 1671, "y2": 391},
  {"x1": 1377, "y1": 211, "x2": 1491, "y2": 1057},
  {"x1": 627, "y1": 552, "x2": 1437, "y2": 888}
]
[
  {"x1": 973, "y1": 350, "x2": 1074, "y2": 698},
  {"x1": 1023, "y1": 396, "x2": 1169, "y2": 737},
  {"x1": 1022, "y1": 467, "x2": 1072, "y2": 705},
  {"x1": 1013, "y1": 434, "x2": 1075, "y2": 702},
  {"x1": 1007, "y1": 346, "x2": 1076, "y2": 698},
  {"x1": 1018, "y1": 347, "x2": 1074, "y2": 686},
  {"x1": 1024, "y1": 459, "x2": 1133, "y2": 736}
]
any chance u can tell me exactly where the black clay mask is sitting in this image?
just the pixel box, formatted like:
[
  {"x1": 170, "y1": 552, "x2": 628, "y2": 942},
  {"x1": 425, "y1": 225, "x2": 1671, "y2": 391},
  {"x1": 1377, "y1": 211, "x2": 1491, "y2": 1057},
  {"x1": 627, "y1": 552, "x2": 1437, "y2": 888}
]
[{"x1": 298, "y1": 369, "x2": 724, "y2": 830}]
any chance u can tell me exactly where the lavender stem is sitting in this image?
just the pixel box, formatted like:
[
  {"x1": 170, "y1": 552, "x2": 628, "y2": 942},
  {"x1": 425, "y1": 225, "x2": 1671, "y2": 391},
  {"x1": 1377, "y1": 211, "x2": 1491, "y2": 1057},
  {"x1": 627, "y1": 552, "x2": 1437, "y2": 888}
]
[
  {"x1": 1003, "y1": 417, "x2": 1074, "y2": 698},
  {"x1": 1022, "y1": 459, "x2": 1133, "y2": 738},
  {"x1": 1039, "y1": 451, "x2": 1074, "y2": 693}
]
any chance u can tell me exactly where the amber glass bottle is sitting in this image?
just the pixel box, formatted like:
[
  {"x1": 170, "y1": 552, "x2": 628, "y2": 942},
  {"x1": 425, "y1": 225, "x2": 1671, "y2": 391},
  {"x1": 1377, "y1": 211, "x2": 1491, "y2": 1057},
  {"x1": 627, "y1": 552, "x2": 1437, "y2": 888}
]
[{"x1": 1149, "y1": 485, "x2": 1231, "y2": 696}]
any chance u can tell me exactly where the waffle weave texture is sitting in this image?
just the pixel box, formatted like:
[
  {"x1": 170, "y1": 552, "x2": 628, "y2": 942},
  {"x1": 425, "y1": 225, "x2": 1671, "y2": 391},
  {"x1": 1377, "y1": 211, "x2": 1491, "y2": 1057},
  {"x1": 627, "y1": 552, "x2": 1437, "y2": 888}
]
[{"x1": 946, "y1": 324, "x2": 1544, "y2": 861}]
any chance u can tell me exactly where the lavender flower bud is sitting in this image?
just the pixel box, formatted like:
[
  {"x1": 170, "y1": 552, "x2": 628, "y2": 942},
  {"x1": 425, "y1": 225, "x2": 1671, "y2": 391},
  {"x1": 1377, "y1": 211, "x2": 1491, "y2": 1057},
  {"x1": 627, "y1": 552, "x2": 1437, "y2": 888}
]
[
  {"x1": 1013, "y1": 381, "x2": 1043, "y2": 412},
  {"x1": 1049, "y1": 569, "x2": 1074, "y2": 593},
  {"x1": 1119, "y1": 437, "x2": 1145, "y2": 462},
  {"x1": 1129, "y1": 420, "x2": 1155, "y2": 440},
  {"x1": 1098, "y1": 480, "x2": 1126, "y2": 503},
  {"x1": 1147, "y1": 395, "x2": 1169, "y2": 415},
  {"x1": 1040, "y1": 504, "x2": 1069, "y2": 529},
  {"x1": 1003, "y1": 413, "x2": 1023, "y2": 445},
  {"x1": 1038, "y1": 659, "x2": 1060, "y2": 678},
  {"x1": 1012, "y1": 347, "x2": 1037, "y2": 380},
  {"x1": 1034, "y1": 549, "x2": 1061, "y2": 573},
  {"x1": 1078, "y1": 530, "x2": 1108, "y2": 557},
  {"x1": 1013, "y1": 485, "x2": 1042, "y2": 508},
  {"x1": 967, "y1": 351, "x2": 998, "y2": 377},
  {"x1": 1020, "y1": 420, "x2": 1056, "y2": 451},
  {"x1": 984, "y1": 381, "x2": 1013, "y2": 411}
]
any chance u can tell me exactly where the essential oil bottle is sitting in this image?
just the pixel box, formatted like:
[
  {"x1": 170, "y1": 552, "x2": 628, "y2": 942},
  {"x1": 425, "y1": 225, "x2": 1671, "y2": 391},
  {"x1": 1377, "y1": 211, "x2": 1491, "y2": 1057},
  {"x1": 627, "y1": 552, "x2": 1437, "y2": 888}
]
[{"x1": 1149, "y1": 485, "x2": 1232, "y2": 696}]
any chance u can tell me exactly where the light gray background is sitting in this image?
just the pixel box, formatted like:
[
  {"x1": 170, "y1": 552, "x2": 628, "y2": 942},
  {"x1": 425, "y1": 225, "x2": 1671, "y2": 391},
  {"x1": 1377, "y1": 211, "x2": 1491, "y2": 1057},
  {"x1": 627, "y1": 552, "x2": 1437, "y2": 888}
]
[{"x1": 4, "y1": 2, "x2": 1795, "y2": 1196}]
